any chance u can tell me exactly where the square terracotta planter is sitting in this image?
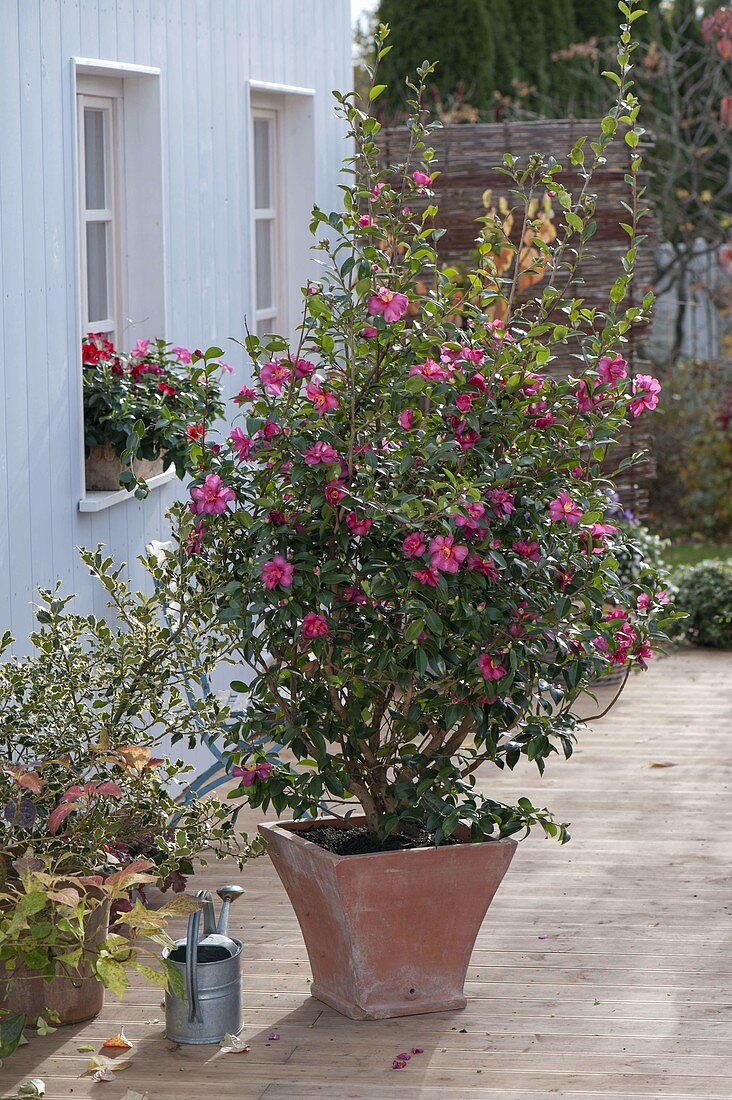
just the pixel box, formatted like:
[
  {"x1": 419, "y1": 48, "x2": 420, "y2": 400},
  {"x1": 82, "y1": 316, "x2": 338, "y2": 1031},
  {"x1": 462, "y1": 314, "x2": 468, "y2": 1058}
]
[
  {"x1": 259, "y1": 816, "x2": 517, "y2": 1020},
  {"x1": 85, "y1": 443, "x2": 166, "y2": 491}
]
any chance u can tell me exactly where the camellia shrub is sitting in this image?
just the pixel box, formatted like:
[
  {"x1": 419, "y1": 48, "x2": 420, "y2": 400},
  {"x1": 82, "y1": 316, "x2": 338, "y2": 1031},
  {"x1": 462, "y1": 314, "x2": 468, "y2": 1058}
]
[
  {"x1": 179, "y1": 10, "x2": 676, "y2": 846},
  {"x1": 82, "y1": 335, "x2": 228, "y2": 495}
]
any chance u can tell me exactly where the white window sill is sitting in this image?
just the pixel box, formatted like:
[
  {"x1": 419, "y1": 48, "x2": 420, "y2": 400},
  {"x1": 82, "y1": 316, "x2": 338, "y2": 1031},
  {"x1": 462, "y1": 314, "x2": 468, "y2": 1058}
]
[{"x1": 78, "y1": 467, "x2": 177, "y2": 513}]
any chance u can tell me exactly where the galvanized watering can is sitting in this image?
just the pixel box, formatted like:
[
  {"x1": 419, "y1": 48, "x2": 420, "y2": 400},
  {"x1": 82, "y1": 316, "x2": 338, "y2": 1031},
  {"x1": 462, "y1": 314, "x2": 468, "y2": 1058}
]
[{"x1": 164, "y1": 885, "x2": 245, "y2": 1044}]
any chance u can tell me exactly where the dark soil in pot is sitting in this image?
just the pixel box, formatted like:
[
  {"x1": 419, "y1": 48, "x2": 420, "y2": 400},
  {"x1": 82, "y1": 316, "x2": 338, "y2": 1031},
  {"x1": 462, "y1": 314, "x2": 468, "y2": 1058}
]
[{"x1": 301, "y1": 824, "x2": 464, "y2": 856}]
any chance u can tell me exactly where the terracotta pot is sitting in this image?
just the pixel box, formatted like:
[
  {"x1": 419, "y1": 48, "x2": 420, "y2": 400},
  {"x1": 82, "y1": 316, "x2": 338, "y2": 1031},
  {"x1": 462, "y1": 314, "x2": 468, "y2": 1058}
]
[
  {"x1": 0, "y1": 898, "x2": 110, "y2": 1026},
  {"x1": 85, "y1": 443, "x2": 166, "y2": 491},
  {"x1": 258, "y1": 816, "x2": 517, "y2": 1020}
]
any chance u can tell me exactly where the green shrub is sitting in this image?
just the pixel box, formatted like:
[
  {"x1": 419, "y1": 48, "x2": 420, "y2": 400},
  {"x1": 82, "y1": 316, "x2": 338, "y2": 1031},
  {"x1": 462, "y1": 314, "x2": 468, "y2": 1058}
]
[
  {"x1": 674, "y1": 559, "x2": 732, "y2": 648},
  {"x1": 613, "y1": 516, "x2": 671, "y2": 589}
]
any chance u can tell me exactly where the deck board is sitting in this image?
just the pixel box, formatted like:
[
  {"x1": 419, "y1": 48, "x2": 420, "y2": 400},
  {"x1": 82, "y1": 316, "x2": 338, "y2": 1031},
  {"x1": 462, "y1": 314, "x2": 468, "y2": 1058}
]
[{"x1": 2, "y1": 647, "x2": 731, "y2": 1098}]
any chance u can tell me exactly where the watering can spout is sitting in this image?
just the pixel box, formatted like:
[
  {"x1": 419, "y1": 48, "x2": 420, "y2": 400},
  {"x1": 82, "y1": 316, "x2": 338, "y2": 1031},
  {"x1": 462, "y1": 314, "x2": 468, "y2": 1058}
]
[{"x1": 216, "y1": 884, "x2": 246, "y2": 936}]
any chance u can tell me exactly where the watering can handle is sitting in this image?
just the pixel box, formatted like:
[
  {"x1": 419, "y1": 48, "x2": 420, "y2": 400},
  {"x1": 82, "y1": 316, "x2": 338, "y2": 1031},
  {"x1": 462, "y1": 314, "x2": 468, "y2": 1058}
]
[{"x1": 185, "y1": 906, "x2": 202, "y2": 1023}]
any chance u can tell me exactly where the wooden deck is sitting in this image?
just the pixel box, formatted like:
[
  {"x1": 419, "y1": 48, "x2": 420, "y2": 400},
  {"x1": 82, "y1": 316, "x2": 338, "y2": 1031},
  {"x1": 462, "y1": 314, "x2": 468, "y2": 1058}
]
[{"x1": 3, "y1": 648, "x2": 732, "y2": 1099}]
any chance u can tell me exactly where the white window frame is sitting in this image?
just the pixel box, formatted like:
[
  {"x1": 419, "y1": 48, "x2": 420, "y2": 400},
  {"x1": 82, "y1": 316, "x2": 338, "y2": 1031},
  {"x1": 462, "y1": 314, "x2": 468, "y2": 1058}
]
[
  {"x1": 73, "y1": 58, "x2": 166, "y2": 510},
  {"x1": 250, "y1": 103, "x2": 286, "y2": 338},
  {"x1": 76, "y1": 78, "x2": 125, "y2": 346}
]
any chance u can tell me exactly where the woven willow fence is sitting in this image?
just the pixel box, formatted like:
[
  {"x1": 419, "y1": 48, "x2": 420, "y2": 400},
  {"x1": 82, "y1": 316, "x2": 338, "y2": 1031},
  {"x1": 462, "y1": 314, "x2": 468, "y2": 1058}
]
[{"x1": 381, "y1": 120, "x2": 657, "y2": 514}]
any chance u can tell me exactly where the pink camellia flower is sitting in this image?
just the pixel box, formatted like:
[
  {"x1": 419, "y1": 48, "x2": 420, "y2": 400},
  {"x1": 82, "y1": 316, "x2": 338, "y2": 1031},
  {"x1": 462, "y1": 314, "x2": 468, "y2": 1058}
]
[
  {"x1": 293, "y1": 357, "x2": 317, "y2": 379},
  {"x1": 634, "y1": 641, "x2": 654, "y2": 669},
  {"x1": 172, "y1": 345, "x2": 193, "y2": 364},
  {"x1": 261, "y1": 420, "x2": 282, "y2": 440},
  {"x1": 454, "y1": 425, "x2": 480, "y2": 450},
  {"x1": 346, "y1": 512, "x2": 373, "y2": 536},
  {"x1": 157, "y1": 382, "x2": 177, "y2": 397},
  {"x1": 514, "y1": 540, "x2": 540, "y2": 562},
  {"x1": 402, "y1": 532, "x2": 426, "y2": 558},
  {"x1": 358, "y1": 214, "x2": 374, "y2": 228},
  {"x1": 185, "y1": 521, "x2": 205, "y2": 556},
  {"x1": 440, "y1": 346, "x2": 464, "y2": 367},
  {"x1": 628, "y1": 374, "x2": 661, "y2": 417},
  {"x1": 370, "y1": 180, "x2": 385, "y2": 203},
  {"x1": 363, "y1": 326, "x2": 378, "y2": 339},
  {"x1": 343, "y1": 585, "x2": 368, "y2": 605},
  {"x1": 399, "y1": 409, "x2": 415, "y2": 430},
  {"x1": 429, "y1": 534, "x2": 469, "y2": 574},
  {"x1": 325, "y1": 480, "x2": 346, "y2": 505},
  {"x1": 187, "y1": 422, "x2": 205, "y2": 441},
  {"x1": 229, "y1": 427, "x2": 253, "y2": 460},
  {"x1": 528, "y1": 399, "x2": 556, "y2": 428},
  {"x1": 557, "y1": 567, "x2": 574, "y2": 590},
  {"x1": 413, "y1": 567, "x2": 439, "y2": 587},
  {"x1": 231, "y1": 761, "x2": 274, "y2": 786},
  {"x1": 219, "y1": 362, "x2": 235, "y2": 374},
  {"x1": 190, "y1": 474, "x2": 235, "y2": 515},
  {"x1": 412, "y1": 170, "x2": 432, "y2": 187},
  {"x1": 463, "y1": 347, "x2": 486, "y2": 366},
  {"x1": 487, "y1": 488, "x2": 515, "y2": 517},
  {"x1": 478, "y1": 653, "x2": 508, "y2": 681},
  {"x1": 576, "y1": 379, "x2": 602, "y2": 413},
  {"x1": 468, "y1": 371, "x2": 488, "y2": 393},
  {"x1": 233, "y1": 385, "x2": 257, "y2": 405},
  {"x1": 304, "y1": 441, "x2": 339, "y2": 465},
  {"x1": 301, "y1": 612, "x2": 330, "y2": 639},
  {"x1": 259, "y1": 358, "x2": 292, "y2": 396},
  {"x1": 637, "y1": 592, "x2": 651, "y2": 610},
  {"x1": 591, "y1": 521, "x2": 617, "y2": 540},
  {"x1": 131, "y1": 338, "x2": 151, "y2": 358},
  {"x1": 454, "y1": 502, "x2": 487, "y2": 535},
  {"x1": 597, "y1": 353, "x2": 627, "y2": 384},
  {"x1": 410, "y1": 359, "x2": 450, "y2": 383},
  {"x1": 261, "y1": 554, "x2": 294, "y2": 590},
  {"x1": 549, "y1": 491, "x2": 583, "y2": 525},
  {"x1": 455, "y1": 393, "x2": 473, "y2": 413},
  {"x1": 367, "y1": 286, "x2": 410, "y2": 324},
  {"x1": 487, "y1": 319, "x2": 514, "y2": 346},
  {"x1": 467, "y1": 554, "x2": 500, "y2": 580},
  {"x1": 522, "y1": 373, "x2": 545, "y2": 396},
  {"x1": 306, "y1": 380, "x2": 339, "y2": 416}
]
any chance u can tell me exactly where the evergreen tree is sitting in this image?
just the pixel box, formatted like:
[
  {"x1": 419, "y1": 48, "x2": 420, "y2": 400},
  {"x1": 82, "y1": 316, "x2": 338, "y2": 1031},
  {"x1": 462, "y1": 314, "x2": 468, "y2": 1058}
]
[
  {"x1": 377, "y1": 0, "x2": 496, "y2": 119},
  {"x1": 543, "y1": 0, "x2": 577, "y2": 110},
  {"x1": 572, "y1": 0, "x2": 621, "y2": 43},
  {"x1": 512, "y1": 1, "x2": 548, "y2": 110},
  {"x1": 485, "y1": 0, "x2": 519, "y2": 97}
]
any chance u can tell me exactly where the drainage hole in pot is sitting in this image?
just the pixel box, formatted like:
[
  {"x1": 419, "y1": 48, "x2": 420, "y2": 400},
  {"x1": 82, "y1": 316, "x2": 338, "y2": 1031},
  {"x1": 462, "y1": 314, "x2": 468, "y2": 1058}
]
[{"x1": 407, "y1": 988, "x2": 416, "y2": 997}]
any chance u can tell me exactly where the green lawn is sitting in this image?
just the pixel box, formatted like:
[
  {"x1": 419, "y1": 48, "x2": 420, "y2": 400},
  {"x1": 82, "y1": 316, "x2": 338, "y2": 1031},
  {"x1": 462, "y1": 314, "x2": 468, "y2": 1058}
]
[{"x1": 665, "y1": 543, "x2": 732, "y2": 570}]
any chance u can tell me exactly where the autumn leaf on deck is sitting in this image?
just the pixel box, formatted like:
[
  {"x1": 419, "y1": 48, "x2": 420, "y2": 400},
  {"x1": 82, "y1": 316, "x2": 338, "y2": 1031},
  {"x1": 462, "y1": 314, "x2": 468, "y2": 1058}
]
[
  {"x1": 648, "y1": 761, "x2": 678, "y2": 768},
  {"x1": 82, "y1": 1053, "x2": 133, "y2": 1077},
  {"x1": 101, "y1": 1030, "x2": 133, "y2": 1051},
  {"x1": 220, "y1": 1032, "x2": 250, "y2": 1053}
]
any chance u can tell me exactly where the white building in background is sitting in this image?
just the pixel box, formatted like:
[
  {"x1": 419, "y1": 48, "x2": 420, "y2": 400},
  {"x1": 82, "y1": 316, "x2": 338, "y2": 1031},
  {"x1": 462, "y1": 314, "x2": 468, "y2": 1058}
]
[{"x1": 0, "y1": 0, "x2": 351, "y2": 645}]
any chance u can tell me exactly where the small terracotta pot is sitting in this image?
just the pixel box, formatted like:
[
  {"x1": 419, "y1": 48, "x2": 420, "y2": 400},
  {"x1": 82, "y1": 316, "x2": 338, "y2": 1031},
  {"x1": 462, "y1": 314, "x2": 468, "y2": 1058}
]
[
  {"x1": 0, "y1": 898, "x2": 110, "y2": 1026},
  {"x1": 259, "y1": 816, "x2": 517, "y2": 1020},
  {"x1": 85, "y1": 443, "x2": 166, "y2": 491}
]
